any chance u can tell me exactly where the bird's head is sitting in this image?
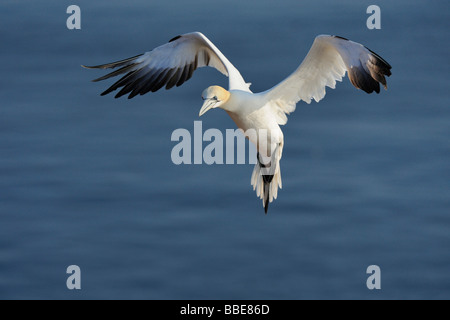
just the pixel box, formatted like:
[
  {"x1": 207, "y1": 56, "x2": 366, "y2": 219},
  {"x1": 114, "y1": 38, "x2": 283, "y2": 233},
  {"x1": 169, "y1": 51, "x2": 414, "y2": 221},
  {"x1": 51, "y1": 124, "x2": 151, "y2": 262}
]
[{"x1": 199, "y1": 86, "x2": 230, "y2": 116}]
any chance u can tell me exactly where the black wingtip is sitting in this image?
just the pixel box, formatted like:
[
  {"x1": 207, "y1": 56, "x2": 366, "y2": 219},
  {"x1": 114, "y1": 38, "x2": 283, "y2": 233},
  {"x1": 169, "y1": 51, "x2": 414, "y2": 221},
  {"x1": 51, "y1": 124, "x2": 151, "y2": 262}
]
[
  {"x1": 82, "y1": 54, "x2": 144, "y2": 71},
  {"x1": 169, "y1": 35, "x2": 182, "y2": 43},
  {"x1": 332, "y1": 36, "x2": 392, "y2": 94},
  {"x1": 333, "y1": 35, "x2": 349, "y2": 41},
  {"x1": 366, "y1": 47, "x2": 392, "y2": 71},
  {"x1": 347, "y1": 51, "x2": 392, "y2": 94}
]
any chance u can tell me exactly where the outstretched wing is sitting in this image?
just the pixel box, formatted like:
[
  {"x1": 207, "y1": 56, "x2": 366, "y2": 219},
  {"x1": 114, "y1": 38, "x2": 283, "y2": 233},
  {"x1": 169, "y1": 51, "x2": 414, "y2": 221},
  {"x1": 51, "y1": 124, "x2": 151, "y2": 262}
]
[
  {"x1": 83, "y1": 32, "x2": 251, "y2": 99},
  {"x1": 264, "y1": 35, "x2": 392, "y2": 125}
]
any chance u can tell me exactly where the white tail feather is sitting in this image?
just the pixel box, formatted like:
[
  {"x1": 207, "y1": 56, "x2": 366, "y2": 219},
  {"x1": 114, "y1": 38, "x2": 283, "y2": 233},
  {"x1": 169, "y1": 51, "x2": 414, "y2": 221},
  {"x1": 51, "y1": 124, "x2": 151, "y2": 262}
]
[{"x1": 250, "y1": 143, "x2": 283, "y2": 212}]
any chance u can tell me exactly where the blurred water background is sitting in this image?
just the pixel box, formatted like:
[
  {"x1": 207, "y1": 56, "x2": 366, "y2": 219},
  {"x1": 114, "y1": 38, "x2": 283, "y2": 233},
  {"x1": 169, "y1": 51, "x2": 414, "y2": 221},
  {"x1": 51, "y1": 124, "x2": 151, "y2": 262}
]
[{"x1": 0, "y1": 0, "x2": 449, "y2": 299}]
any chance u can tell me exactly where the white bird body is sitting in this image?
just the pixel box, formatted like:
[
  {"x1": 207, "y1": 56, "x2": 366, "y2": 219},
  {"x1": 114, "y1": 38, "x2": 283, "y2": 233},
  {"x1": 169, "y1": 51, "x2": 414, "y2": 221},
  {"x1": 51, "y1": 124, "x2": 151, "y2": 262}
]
[
  {"x1": 84, "y1": 32, "x2": 391, "y2": 213},
  {"x1": 223, "y1": 90, "x2": 283, "y2": 151},
  {"x1": 223, "y1": 90, "x2": 285, "y2": 206}
]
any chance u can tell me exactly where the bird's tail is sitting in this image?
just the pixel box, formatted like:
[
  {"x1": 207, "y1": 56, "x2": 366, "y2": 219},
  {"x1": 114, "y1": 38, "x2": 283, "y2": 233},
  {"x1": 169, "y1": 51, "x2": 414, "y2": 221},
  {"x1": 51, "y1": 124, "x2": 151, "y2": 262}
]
[{"x1": 251, "y1": 143, "x2": 283, "y2": 214}]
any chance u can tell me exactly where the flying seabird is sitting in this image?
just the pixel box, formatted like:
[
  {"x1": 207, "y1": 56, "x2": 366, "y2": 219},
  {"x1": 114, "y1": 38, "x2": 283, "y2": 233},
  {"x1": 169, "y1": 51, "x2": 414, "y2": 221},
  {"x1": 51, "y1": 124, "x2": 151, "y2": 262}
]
[{"x1": 83, "y1": 32, "x2": 391, "y2": 213}]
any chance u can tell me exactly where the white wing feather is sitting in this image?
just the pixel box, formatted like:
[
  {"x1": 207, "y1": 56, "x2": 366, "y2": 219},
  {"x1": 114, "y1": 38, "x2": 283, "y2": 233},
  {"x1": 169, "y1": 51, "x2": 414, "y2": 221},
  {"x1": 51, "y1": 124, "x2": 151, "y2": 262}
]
[{"x1": 264, "y1": 35, "x2": 391, "y2": 125}]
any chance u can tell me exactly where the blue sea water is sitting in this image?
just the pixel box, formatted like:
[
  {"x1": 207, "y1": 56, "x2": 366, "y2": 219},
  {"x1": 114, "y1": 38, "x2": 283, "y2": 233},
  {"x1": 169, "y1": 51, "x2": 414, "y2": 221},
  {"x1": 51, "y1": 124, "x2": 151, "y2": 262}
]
[{"x1": 0, "y1": 0, "x2": 449, "y2": 299}]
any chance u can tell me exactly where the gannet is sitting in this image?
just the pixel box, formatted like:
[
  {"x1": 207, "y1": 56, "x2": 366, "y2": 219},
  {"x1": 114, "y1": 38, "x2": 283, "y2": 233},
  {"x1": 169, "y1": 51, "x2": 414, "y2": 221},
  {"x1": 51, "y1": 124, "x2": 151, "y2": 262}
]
[{"x1": 83, "y1": 32, "x2": 391, "y2": 213}]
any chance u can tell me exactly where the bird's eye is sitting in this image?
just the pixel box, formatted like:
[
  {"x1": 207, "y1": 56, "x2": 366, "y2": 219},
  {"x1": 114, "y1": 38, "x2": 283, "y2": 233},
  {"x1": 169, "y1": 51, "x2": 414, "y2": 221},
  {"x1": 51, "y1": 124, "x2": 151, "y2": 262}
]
[{"x1": 213, "y1": 96, "x2": 218, "y2": 100}]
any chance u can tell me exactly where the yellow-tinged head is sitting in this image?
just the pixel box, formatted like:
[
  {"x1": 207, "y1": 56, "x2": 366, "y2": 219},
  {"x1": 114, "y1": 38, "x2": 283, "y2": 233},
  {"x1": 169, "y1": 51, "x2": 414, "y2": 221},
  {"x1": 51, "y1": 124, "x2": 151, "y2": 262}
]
[{"x1": 199, "y1": 86, "x2": 231, "y2": 116}]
